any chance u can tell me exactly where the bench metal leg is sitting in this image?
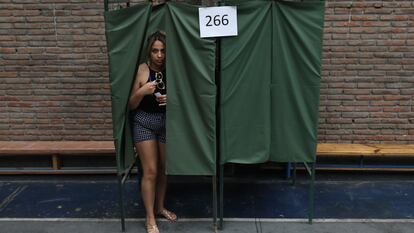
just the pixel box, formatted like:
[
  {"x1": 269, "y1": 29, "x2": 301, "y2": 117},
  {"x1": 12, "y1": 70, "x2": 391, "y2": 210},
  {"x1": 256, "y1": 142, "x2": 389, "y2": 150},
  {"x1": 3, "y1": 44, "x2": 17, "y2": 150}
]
[
  {"x1": 52, "y1": 154, "x2": 61, "y2": 170},
  {"x1": 359, "y1": 155, "x2": 364, "y2": 168}
]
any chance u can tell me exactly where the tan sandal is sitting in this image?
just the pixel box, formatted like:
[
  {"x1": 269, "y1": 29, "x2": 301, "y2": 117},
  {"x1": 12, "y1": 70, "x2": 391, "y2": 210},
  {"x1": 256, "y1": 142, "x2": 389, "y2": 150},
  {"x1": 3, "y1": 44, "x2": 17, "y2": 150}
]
[
  {"x1": 157, "y1": 209, "x2": 177, "y2": 222},
  {"x1": 146, "y1": 224, "x2": 159, "y2": 233}
]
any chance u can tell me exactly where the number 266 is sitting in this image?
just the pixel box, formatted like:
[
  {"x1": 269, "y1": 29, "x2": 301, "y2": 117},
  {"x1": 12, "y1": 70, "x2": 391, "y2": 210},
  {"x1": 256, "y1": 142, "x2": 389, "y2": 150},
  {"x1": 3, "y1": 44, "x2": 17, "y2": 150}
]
[{"x1": 205, "y1": 14, "x2": 229, "y2": 27}]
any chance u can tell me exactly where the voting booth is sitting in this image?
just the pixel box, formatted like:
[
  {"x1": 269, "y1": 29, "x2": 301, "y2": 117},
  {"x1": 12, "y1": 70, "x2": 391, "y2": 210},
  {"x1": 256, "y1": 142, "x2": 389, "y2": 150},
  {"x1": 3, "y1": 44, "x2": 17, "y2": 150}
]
[{"x1": 104, "y1": 0, "x2": 325, "y2": 231}]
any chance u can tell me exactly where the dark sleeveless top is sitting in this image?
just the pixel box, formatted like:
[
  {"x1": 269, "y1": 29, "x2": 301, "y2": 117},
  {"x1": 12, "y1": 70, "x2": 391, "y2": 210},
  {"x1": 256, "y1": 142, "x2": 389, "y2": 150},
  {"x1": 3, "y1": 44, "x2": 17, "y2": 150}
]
[{"x1": 137, "y1": 67, "x2": 166, "y2": 113}]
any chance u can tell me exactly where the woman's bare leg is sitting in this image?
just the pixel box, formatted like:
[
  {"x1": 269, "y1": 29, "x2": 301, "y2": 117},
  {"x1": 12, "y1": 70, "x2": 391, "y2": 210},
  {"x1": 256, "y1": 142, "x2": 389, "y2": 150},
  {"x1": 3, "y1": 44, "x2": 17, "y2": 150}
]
[
  {"x1": 135, "y1": 140, "x2": 159, "y2": 226},
  {"x1": 155, "y1": 142, "x2": 177, "y2": 221},
  {"x1": 155, "y1": 142, "x2": 167, "y2": 212}
]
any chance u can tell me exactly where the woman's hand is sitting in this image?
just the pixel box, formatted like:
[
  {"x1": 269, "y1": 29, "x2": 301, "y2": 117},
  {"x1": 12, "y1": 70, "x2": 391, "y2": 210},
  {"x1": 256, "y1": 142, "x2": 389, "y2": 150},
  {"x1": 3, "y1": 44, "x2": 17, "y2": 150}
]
[
  {"x1": 155, "y1": 93, "x2": 167, "y2": 106},
  {"x1": 140, "y1": 81, "x2": 157, "y2": 95}
]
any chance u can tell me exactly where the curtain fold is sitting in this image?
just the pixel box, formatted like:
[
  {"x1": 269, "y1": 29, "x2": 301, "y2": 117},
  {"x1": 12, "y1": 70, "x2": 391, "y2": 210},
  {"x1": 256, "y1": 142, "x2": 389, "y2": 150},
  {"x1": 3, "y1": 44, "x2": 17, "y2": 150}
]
[
  {"x1": 220, "y1": 1, "x2": 325, "y2": 164},
  {"x1": 270, "y1": 1, "x2": 325, "y2": 162},
  {"x1": 165, "y1": 3, "x2": 217, "y2": 175},
  {"x1": 104, "y1": 4, "x2": 151, "y2": 173},
  {"x1": 220, "y1": 1, "x2": 272, "y2": 164},
  {"x1": 139, "y1": 4, "x2": 167, "y2": 64}
]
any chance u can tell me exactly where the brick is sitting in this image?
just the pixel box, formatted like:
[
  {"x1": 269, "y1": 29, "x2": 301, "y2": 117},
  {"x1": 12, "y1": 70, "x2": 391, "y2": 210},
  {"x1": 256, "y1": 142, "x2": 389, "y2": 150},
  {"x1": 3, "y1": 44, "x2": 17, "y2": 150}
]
[
  {"x1": 386, "y1": 71, "x2": 414, "y2": 76},
  {"x1": 383, "y1": 107, "x2": 410, "y2": 112},
  {"x1": 353, "y1": 130, "x2": 380, "y2": 135},
  {"x1": 343, "y1": 89, "x2": 370, "y2": 95},
  {"x1": 370, "y1": 101, "x2": 400, "y2": 106},
  {"x1": 354, "y1": 107, "x2": 382, "y2": 112},
  {"x1": 342, "y1": 112, "x2": 370, "y2": 118},
  {"x1": 370, "y1": 113, "x2": 398, "y2": 118},
  {"x1": 342, "y1": 101, "x2": 370, "y2": 106},
  {"x1": 356, "y1": 83, "x2": 385, "y2": 89},
  {"x1": 374, "y1": 64, "x2": 402, "y2": 70}
]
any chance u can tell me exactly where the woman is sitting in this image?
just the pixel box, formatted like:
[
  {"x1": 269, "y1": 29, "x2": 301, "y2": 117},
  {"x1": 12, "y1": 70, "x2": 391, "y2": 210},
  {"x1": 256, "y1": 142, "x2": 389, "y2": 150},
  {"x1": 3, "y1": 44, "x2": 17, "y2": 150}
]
[{"x1": 129, "y1": 30, "x2": 177, "y2": 233}]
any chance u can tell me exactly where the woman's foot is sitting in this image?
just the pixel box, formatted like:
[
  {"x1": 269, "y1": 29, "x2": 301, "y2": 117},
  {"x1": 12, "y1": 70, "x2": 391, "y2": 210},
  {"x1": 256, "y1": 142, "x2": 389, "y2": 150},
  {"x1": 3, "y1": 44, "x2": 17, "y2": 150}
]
[
  {"x1": 146, "y1": 223, "x2": 159, "y2": 233},
  {"x1": 156, "y1": 209, "x2": 177, "y2": 221}
]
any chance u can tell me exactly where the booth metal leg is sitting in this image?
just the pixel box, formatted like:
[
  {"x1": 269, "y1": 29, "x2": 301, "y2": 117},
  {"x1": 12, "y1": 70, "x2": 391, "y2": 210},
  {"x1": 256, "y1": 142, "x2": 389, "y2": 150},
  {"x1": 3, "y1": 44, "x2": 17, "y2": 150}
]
[
  {"x1": 291, "y1": 162, "x2": 297, "y2": 185},
  {"x1": 286, "y1": 162, "x2": 292, "y2": 179},
  {"x1": 135, "y1": 156, "x2": 142, "y2": 193},
  {"x1": 218, "y1": 164, "x2": 224, "y2": 230},
  {"x1": 212, "y1": 175, "x2": 218, "y2": 231},
  {"x1": 308, "y1": 162, "x2": 315, "y2": 224},
  {"x1": 117, "y1": 174, "x2": 126, "y2": 232}
]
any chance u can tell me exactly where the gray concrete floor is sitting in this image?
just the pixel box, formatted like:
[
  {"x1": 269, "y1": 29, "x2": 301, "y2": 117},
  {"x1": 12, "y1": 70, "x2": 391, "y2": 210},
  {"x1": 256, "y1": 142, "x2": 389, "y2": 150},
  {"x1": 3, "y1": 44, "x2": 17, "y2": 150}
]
[{"x1": 1, "y1": 219, "x2": 414, "y2": 233}]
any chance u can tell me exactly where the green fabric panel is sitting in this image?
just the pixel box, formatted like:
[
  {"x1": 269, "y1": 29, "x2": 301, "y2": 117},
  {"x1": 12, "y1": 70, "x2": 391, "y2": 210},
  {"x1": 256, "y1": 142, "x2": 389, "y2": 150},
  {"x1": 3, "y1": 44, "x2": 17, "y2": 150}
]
[
  {"x1": 104, "y1": 4, "x2": 151, "y2": 173},
  {"x1": 220, "y1": 1, "x2": 272, "y2": 164},
  {"x1": 270, "y1": 1, "x2": 325, "y2": 162},
  {"x1": 165, "y1": 3, "x2": 216, "y2": 175},
  {"x1": 139, "y1": 4, "x2": 167, "y2": 63}
]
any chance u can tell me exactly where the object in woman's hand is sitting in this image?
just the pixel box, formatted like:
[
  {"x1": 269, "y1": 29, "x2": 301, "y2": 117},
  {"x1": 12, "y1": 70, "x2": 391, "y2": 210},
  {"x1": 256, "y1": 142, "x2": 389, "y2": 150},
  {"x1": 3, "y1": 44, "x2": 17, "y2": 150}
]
[{"x1": 154, "y1": 92, "x2": 166, "y2": 106}]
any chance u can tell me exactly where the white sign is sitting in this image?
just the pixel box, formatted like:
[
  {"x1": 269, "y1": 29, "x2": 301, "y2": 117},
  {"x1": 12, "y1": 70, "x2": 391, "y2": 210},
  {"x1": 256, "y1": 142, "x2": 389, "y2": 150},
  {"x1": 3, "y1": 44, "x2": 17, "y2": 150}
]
[{"x1": 199, "y1": 6, "x2": 238, "y2": 38}]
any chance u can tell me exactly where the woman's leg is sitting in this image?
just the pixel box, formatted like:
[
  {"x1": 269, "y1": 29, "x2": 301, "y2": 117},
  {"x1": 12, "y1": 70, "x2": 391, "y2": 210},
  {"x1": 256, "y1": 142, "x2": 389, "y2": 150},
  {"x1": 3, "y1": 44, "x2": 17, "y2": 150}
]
[
  {"x1": 155, "y1": 142, "x2": 177, "y2": 221},
  {"x1": 155, "y1": 142, "x2": 167, "y2": 211},
  {"x1": 135, "y1": 140, "x2": 159, "y2": 226}
]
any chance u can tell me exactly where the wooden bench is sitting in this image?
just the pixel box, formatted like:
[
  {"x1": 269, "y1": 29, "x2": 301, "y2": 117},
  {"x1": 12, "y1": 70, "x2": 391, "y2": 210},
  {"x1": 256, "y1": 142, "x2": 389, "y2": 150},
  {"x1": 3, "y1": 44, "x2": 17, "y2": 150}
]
[
  {"x1": 2, "y1": 141, "x2": 414, "y2": 174},
  {"x1": 315, "y1": 143, "x2": 414, "y2": 171},
  {"x1": 0, "y1": 141, "x2": 115, "y2": 174}
]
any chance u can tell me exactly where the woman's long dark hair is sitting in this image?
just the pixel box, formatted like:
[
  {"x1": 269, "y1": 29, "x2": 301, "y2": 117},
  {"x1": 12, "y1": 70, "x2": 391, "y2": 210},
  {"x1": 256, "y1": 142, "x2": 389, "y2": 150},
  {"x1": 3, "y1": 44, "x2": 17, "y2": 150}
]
[{"x1": 146, "y1": 30, "x2": 166, "y2": 64}]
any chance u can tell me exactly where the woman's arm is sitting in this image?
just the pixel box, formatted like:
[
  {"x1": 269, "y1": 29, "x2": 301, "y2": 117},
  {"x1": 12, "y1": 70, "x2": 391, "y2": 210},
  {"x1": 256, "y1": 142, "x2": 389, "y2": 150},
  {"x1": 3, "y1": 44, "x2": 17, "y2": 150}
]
[{"x1": 128, "y1": 63, "x2": 156, "y2": 110}]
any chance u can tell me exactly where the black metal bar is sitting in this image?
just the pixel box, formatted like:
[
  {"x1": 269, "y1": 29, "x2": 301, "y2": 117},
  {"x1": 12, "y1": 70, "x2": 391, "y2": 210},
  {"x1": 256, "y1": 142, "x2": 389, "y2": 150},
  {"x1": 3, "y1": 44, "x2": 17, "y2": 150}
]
[
  {"x1": 286, "y1": 162, "x2": 291, "y2": 179},
  {"x1": 122, "y1": 163, "x2": 135, "y2": 183},
  {"x1": 117, "y1": 173, "x2": 126, "y2": 232},
  {"x1": 116, "y1": 159, "x2": 137, "y2": 232},
  {"x1": 219, "y1": 164, "x2": 224, "y2": 230},
  {"x1": 214, "y1": 0, "x2": 223, "y2": 227},
  {"x1": 136, "y1": 155, "x2": 142, "y2": 197},
  {"x1": 308, "y1": 162, "x2": 315, "y2": 224},
  {"x1": 212, "y1": 175, "x2": 218, "y2": 231},
  {"x1": 292, "y1": 162, "x2": 297, "y2": 185},
  {"x1": 303, "y1": 162, "x2": 312, "y2": 176},
  {"x1": 104, "y1": 0, "x2": 108, "y2": 11}
]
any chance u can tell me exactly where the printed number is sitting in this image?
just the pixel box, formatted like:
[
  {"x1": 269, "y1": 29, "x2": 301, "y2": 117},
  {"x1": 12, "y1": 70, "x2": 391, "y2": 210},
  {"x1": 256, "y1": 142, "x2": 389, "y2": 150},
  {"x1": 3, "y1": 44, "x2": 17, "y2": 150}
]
[
  {"x1": 205, "y1": 14, "x2": 229, "y2": 27},
  {"x1": 206, "y1": 15, "x2": 212, "y2": 26}
]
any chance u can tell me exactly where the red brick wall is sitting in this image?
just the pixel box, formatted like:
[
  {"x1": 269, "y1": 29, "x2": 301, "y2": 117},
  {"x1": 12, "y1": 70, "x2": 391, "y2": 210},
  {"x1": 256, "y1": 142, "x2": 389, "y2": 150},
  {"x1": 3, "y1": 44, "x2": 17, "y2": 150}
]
[
  {"x1": 0, "y1": 0, "x2": 112, "y2": 140},
  {"x1": 319, "y1": 0, "x2": 414, "y2": 143},
  {"x1": 1, "y1": 0, "x2": 413, "y2": 143}
]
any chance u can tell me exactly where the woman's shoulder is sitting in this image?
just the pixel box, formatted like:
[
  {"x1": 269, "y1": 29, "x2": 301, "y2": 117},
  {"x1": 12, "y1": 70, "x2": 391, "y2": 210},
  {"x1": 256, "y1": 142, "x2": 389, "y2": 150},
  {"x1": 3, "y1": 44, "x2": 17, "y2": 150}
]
[
  {"x1": 135, "y1": 63, "x2": 150, "y2": 84},
  {"x1": 138, "y1": 63, "x2": 149, "y2": 72},
  {"x1": 137, "y1": 63, "x2": 150, "y2": 78}
]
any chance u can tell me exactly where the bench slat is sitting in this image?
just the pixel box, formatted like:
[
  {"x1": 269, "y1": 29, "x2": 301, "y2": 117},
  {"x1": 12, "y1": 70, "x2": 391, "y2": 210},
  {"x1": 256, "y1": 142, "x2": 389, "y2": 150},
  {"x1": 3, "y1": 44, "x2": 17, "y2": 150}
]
[
  {"x1": 317, "y1": 143, "x2": 414, "y2": 157},
  {"x1": 2, "y1": 142, "x2": 414, "y2": 156},
  {"x1": 0, "y1": 141, "x2": 115, "y2": 155}
]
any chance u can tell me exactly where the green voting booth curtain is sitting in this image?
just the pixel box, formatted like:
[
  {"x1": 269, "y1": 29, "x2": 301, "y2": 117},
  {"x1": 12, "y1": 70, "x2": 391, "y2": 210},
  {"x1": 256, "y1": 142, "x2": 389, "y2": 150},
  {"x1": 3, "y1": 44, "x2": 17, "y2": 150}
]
[
  {"x1": 139, "y1": 4, "x2": 166, "y2": 63},
  {"x1": 220, "y1": 1, "x2": 325, "y2": 164},
  {"x1": 165, "y1": 3, "x2": 217, "y2": 175},
  {"x1": 104, "y1": 4, "x2": 151, "y2": 173},
  {"x1": 105, "y1": 1, "x2": 325, "y2": 174},
  {"x1": 271, "y1": 1, "x2": 325, "y2": 162},
  {"x1": 105, "y1": 3, "x2": 216, "y2": 175},
  {"x1": 220, "y1": 1, "x2": 272, "y2": 164}
]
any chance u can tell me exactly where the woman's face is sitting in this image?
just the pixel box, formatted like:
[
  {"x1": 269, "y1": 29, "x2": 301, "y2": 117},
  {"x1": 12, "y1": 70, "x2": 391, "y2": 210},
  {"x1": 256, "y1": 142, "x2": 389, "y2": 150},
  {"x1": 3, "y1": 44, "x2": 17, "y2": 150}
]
[{"x1": 150, "y1": 40, "x2": 165, "y2": 68}]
